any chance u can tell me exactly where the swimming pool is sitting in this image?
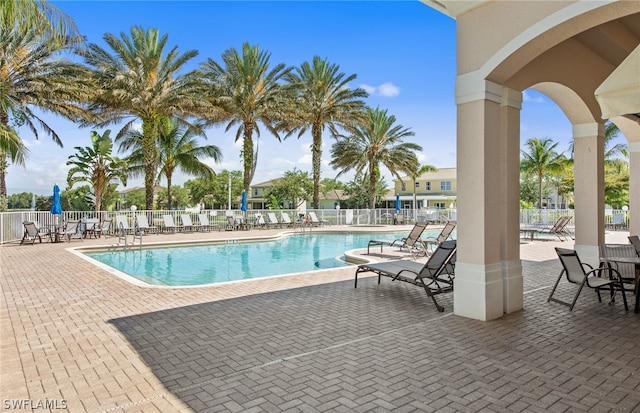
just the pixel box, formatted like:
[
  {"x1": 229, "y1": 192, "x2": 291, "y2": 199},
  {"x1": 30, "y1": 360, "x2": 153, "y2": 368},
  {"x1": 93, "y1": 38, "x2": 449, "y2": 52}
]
[{"x1": 83, "y1": 230, "x2": 444, "y2": 287}]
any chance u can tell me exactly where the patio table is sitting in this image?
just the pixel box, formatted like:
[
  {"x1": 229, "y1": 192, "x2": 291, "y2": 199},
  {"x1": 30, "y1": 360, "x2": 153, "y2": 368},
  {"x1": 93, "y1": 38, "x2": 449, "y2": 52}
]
[
  {"x1": 520, "y1": 227, "x2": 539, "y2": 241},
  {"x1": 604, "y1": 256, "x2": 640, "y2": 313}
]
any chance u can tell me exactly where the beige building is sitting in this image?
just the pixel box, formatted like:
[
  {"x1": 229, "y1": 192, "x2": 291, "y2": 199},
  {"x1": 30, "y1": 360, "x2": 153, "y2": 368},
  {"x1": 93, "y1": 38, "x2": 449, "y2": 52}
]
[
  {"x1": 421, "y1": 1, "x2": 640, "y2": 321},
  {"x1": 393, "y1": 167, "x2": 457, "y2": 209},
  {"x1": 250, "y1": 179, "x2": 347, "y2": 210}
]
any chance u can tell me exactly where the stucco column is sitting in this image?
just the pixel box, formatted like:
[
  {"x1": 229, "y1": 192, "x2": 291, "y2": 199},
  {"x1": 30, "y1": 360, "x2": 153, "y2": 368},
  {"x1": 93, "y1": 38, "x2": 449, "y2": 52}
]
[
  {"x1": 500, "y1": 88, "x2": 523, "y2": 313},
  {"x1": 630, "y1": 142, "x2": 640, "y2": 236},
  {"x1": 453, "y1": 78, "x2": 505, "y2": 321},
  {"x1": 573, "y1": 122, "x2": 605, "y2": 267}
]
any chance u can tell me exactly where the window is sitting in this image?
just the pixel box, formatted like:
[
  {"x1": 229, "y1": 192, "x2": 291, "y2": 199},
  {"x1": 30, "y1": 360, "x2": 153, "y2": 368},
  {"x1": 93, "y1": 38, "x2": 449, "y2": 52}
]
[
  {"x1": 253, "y1": 189, "x2": 258, "y2": 196},
  {"x1": 426, "y1": 182, "x2": 431, "y2": 191},
  {"x1": 401, "y1": 183, "x2": 406, "y2": 191},
  {"x1": 415, "y1": 182, "x2": 420, "y2": 188},
  {"x1": 434, "y1": 202, "x2": 446, "y2": 209},
  {"x1": 441, "y1": 181, "x2": 451, "y2": 190}
]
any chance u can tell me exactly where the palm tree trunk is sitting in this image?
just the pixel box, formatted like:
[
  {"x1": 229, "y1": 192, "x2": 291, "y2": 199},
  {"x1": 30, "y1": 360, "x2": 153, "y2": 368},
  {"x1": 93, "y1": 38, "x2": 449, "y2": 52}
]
[
  {"x1": 142, "y1": 118, "x2": 159, "y2": 210},
  {"x1": 243, "y1": 123, "x2": 254, "y2": 194},
  {"x1": 0, "y1": 110, "x2": 10, "y2": 211},
  {"x1": 167, "y1": 175, "x2": 173, "y2": 210},
  {"x1": 369, "y1": 162, "x2": 378, "y2": 209},
  {"x1": 311, "y1": 123, "x2": 322, "y2": 209},
  {"x1": 538, "y1": 173, "x2": 543, "y2": 209}
]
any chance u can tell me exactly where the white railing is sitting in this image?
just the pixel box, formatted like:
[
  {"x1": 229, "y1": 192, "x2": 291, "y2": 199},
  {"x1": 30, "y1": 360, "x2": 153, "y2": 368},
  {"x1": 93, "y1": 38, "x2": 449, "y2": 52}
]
[{"x1": 0, "y1": 208, "x2": 630, "y2": 245}]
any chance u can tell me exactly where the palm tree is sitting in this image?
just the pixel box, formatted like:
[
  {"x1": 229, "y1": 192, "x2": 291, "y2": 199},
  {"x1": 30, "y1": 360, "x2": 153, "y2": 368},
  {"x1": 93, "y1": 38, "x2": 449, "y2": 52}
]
[
  {"x1": 330, "y1": 107, "x2": 422, "y2": 209},
  {"x1": 119, "y1": 119, "x2": 222, "y2": 210},
  {"x1": 83, "y1": 26, "x2": 211, "y2": 210},
  {"x1": 0, "y1": 24, "x2": 90, "y2": 209},
  {"x1": 411, "y1": 164, "x2": 437, "y2": 211},
  {"x1": 284, "y1": 56, "x2": 368, "y2": 209},
  {"x1": 1, "y1": 0, "x2": 81, "y2": 42},
  {"x1": 66, "y1": 130, "x2": 128, "y2": 215},
  {"x1": 199, "y1": 42, "x2": 293, "y2": 194},
  {"x1": 520, "y1": 137, "x2": 566, "y2": 208}
]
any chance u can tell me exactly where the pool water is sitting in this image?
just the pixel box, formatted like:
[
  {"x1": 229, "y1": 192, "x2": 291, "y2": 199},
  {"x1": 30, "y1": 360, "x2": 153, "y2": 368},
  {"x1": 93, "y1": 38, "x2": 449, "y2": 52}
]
[{"x1": 84, "y1": 231, "x2": 444, "y2": 287}]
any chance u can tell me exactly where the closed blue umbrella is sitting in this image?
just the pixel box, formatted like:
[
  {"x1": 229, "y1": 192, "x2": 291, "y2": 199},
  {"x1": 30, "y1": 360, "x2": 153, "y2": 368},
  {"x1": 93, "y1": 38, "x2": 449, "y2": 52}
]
[
  {"x1": 50, "y1": 184, "x2": 62, "y2": 215},
  {"x1": 395, "y1": 194, "x2": 401, "y2": 212},
  {"x1": 241, "y1": 190, "x2": 247, "y2": 212}
]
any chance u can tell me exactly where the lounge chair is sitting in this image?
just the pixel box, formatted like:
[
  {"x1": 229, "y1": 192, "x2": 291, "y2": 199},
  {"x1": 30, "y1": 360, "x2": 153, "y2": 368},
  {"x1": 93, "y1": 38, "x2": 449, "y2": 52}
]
[
  {"x1": 628, "y1": 235, "x2": 640, "y2": 256},
  {"x1": 21, "y1": 221, "x2": 45, "y2": 245},
  {"x1": 58, "y1": 220, "x2": 82, "y2": 242},
  {"x1": 82, "y1": 218, "x2": 100, "y2": 239},
  {"x1": 136, "y1": 215, "x2": 158, "y2": 235},
  {"x1": 254, "y1": 213, "x2": 267, "y2": 229},
  {"x1": 115, "y1": 215, "x2": 133, "y2": 234},
  {"x1": 308, "y1": 211, "x2": 328, "y2": 226},
  {"x1": 423, "y1": 221, "x2": 456, "y2": 253},
  {"x1": 538, "y1": 216, "x2": 571, "y2": 241},
  {"x1": 180, "y1": 214, "x2": 202, "y2": 232},
  {"x1": 367, "y1": 222, "x2": 429, "y2": 259},
  {"x1": 355, "y1": 240, "x2": 457, "y2": 312},
  {"x1": 548, "y1": 247, "x2": 627, "y2": 311},
  {"x1": 267, "y1": 212, "x2": 281, "y2": 228},
  {"x1": 198, "y1": 213, "x2": 216, "y2": 232},
  {"x1": 226, "y1": 215, "x2": 237, "y2": 231},
  {"x1": 92, "y1": 218, "x2": 112, "y2": 238},
  {"x1": 280, "y1": 213, "x2": 296, "y2": 228},
  {"x1": 162, "y1": 215, "x2": 180, "y2": 233}
]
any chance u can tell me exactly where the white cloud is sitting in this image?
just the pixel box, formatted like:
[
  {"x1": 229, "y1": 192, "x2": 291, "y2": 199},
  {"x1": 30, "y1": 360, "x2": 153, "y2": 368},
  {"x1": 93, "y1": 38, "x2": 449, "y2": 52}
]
[
  {"x1": 378, "y1": 82, "x2": 400, "y2": 97},
  {"x1": 360, "y1": 83, "x2": 376, "y2": 94}
]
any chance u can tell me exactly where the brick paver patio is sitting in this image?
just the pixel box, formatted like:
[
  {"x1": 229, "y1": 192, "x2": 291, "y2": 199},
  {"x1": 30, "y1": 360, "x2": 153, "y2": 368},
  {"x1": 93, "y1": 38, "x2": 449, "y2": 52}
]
[{"x1": 1, "y1": 226, "x2": 639, "y2": 412}]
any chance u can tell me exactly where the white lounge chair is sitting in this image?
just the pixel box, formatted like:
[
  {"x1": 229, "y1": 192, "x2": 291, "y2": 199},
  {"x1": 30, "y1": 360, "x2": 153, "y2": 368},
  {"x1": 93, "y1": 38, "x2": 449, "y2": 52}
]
[
  {"x1": 267, "y1": 212, "x2": 281, "y2": 228},
  {"x1": 136, "y1": 215, "x2": 158, "y2": 235},
  {"x1": 180, "y1": 214, "x2": 202, "y2": 232},
  {"x1": 254, "y1": 213, "x2": 267, "y2": 229},
  {"x1": 198, "y1": 213, "x2": 216, "y2": 232},
  {"x1": 280, "y1": 213, "x2": 296, "y2": 228},
  {"x1": 308, "y1": 211, "x2": 328, "y2": 226},
  {"x1": 162, "y1": 215, "x2": 180, "y2": 233},
  {"x1": 115, "y1": 215, "x2": 133, "y2": 234}
]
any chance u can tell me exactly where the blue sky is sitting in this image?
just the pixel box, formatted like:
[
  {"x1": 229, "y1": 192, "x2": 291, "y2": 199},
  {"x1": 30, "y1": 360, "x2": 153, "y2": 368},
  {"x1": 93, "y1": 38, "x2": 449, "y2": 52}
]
[{"x1": 9, "y1": 0, "x2": 576, "y2": 196}]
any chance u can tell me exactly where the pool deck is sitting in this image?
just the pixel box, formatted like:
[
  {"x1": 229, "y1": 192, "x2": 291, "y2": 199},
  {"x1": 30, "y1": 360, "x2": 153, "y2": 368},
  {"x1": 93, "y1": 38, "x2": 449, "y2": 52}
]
[{"x1": 1, "y1": 225, "x2": 639, "y2": 412}]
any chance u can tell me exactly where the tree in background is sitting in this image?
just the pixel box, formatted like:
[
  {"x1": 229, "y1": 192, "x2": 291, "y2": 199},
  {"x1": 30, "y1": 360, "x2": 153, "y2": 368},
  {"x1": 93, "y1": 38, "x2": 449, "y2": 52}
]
[
  {"x1": 520, "y1": 137, "x2": 565, "y2": 209},
  {"x1": 200, "y1": 42, "x2": 293, "y2": 194},
  {"x1": 284, "y1": 56, "x2": 367, "y2": 209},
  {"x1": 265, "y1": 169, "x2": 313, "y2": 210},
  {"x1": 83, "y1": 26, "x2": 209, "y2": 210},
  {"x1": 604, "y1": 159, "x2": 629, "y2": 209},
  {"x1": 156, "y1": 186, "x2": 190, "y2": 210},
  {"x1": 120, "y1": 119, "x2": 221, "y2": 210},
  {"x1": 343, "y1": 174, "x2": 388, "y2": 209},
  {"x1": 330, "y1": 107, "x2": 421, "y2": 209},
  {"x1": 185, "y1": 170, "x2": 243, "y2": 210},
  {"x1": 66, "y1": 130, "x2": 128, "y2": 215}
]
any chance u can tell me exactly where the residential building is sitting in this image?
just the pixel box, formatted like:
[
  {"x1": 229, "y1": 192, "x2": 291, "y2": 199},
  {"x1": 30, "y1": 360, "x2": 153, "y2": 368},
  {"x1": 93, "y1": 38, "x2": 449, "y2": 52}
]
[{"x1": 388, "y1": 167, "x2": 457, "y2": 210}]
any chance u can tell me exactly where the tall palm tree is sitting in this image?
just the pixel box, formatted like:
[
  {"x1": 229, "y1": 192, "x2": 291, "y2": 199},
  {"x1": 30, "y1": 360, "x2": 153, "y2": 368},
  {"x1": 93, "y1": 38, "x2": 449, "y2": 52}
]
[
  {"x1": 330, "y1": 107, "x2": 422, "y2": 209},
  {"x1": 0, "y1": 25, "x2": 90, "y2": 209},
  {"x1": 83, "y1": 26, "x2": 211, "y2": 210},
  {"x1": 199, "y1": 42, "x2": 293, "y2": 194},
  {"x1": 520, "y1": 137, "x2": 565, "y2": 208},
  {"x1": 119, "y1": 119, "x2": 222, "y2": 210},
  {"x1": 284, "y1": 56, "x2": 368, "y2": 209},
  {"x1": 1, "y1": 0, "x2": 81, "y2": 42},
  {"x1": 66, "y1": 130, "x2": 127, "y2": 215}
]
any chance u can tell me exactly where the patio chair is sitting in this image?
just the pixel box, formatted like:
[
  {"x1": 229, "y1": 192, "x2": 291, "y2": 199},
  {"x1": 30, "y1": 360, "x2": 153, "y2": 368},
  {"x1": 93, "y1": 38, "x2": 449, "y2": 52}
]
[
  {"x1": 423, "y1": 221, "x2": 457, "y2": 253},
  {"x1": 21, "y1": 221, "x2": 44, "y2": 245},
  {"x1": 628, "y1": 235, "x2": 640, "y2": 256},
  {"x1": 136, "y1": 215, "x2": 158, "y2": 235},
  {"x1": 162, "y1": 215, "x2": 180, "y2": 233},
  {"x1": 180, "y1": 214, "x2": 202, "y2": 232},
  {"x1": 367, "y1": 222, "x2": 429, "y2": 259},
  {"x1": 58, "y1": 220, "x2": 82, "y2": 242},
  {"x1": 267, "y1": 212, "x2": 282, "y2": 229},
  {"x1": 254, "y1": 213, "x2": 267, "y2": 229},
  {"x1": 115, "y1": 215, "x2": 133, "y2": 234},
  {"x1": 308, "y1": 211, "x2": 328, "y2": 226},
  {"x1": 548, "y1": 247, "x2": 627, "y2": 311},
  {"x1": 92, "y1": 218, "x2": 112, "y2": 238},
  {"x1": 280, "y1": 213, "x2": 296, "y2": 228},
  {"x1": 539, "y1": 216, "x2": 571, "y2": 241},
  {"x1": 33, "y1": 221, "x2": 52, "y2": 241},
  {"x1": 600, "y1": 243, "x2": 638, "y2": 293},
  {"x1": 355, "y1": 240, "x2": 457, "y2": 312},
  {"x1": 198, "y1": 213, "x2": 216, "y2": 232},
  {"x1": 82, "y1": 218, "x2": 100, "y2": 239},
  {"x1": 226, "y1": 215, "x2": 237, "y2": 231}
]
